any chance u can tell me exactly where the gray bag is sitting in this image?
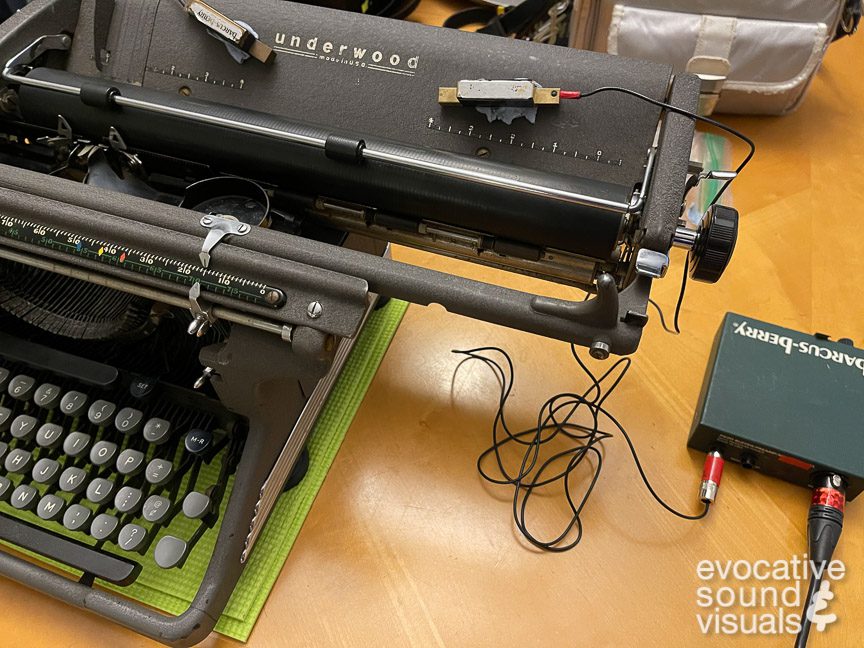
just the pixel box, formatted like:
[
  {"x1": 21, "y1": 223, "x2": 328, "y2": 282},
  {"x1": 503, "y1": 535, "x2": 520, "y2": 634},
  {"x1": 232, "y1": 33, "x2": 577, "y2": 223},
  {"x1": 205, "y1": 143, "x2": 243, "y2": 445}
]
[{"x1": 568, "y1": 0, "x2": 861, "y2": 114}]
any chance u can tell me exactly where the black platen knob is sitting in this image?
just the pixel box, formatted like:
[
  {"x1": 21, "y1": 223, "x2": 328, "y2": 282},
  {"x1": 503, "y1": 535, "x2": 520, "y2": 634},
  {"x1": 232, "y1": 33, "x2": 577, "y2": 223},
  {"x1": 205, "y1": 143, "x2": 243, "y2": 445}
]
[{"x1": 688, "y1": 204, "x2": 738, "y2": 283}]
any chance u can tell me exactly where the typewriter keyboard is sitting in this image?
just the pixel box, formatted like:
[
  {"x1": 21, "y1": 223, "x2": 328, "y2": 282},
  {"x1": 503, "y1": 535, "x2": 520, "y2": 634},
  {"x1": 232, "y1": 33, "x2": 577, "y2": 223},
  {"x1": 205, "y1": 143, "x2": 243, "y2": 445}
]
[{"x1": 0, "y1": 334, "x2": 244, "y2": 584}]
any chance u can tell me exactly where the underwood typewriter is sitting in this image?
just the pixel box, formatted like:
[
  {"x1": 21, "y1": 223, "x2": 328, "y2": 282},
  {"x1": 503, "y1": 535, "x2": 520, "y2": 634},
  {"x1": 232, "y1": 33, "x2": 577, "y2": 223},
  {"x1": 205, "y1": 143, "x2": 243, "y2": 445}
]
[{"x1": 0, "y1": 0, "x2": 739, "y2": 644}]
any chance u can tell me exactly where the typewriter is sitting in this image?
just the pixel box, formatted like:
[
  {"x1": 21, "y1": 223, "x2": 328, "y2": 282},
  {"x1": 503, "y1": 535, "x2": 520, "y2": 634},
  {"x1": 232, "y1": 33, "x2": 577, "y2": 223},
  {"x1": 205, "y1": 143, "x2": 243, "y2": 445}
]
[{"x1": 0, "y1": 0, "x2": 738, "y2": 644}]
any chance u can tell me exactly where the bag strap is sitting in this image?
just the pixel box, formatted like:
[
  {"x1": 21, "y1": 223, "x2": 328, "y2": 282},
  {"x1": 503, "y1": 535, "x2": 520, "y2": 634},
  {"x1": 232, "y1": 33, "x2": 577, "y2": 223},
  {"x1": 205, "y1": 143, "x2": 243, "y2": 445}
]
[{"x1": 835, "y1": 0, "x2": 862, "y2": 40}]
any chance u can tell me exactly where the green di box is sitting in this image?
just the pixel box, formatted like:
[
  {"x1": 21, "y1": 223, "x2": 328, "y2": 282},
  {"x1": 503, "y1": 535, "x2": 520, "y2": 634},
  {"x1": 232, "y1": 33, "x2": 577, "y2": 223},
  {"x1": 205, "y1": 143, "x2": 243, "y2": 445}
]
[{"x1": 688, "y1": 313, "x2": 864, "y2": 500}]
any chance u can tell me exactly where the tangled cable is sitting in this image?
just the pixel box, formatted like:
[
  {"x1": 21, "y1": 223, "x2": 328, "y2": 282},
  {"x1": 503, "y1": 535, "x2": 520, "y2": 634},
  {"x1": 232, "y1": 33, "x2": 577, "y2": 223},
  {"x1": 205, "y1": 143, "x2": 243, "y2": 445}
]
[{"x1": 452, "y1": 345, "x2": 709, "y2": 552}]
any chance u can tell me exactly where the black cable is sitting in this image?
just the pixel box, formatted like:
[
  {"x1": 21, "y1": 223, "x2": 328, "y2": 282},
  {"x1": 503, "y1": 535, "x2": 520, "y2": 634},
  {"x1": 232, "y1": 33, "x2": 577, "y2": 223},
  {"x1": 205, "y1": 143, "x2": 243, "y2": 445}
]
[
  {"x1": 576, "y1": 86, "x2": 756, "y2": 209},
  {"x1": 453, "y1": 345, "x2": 709, "y2": 551},
  {"x1": 795, "y1": 575, "x2": 821, "y2": 648}
]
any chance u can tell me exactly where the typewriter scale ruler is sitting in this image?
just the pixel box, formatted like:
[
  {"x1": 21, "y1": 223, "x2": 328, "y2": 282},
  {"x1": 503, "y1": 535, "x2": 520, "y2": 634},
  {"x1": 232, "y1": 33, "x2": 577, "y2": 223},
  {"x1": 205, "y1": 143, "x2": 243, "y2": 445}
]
[
  {"x1": 0, "y1": 215, "x2": 284, "y2": 308},
  {"x1": 426, "y1": 117, "x2": 625, "y2": 167}
]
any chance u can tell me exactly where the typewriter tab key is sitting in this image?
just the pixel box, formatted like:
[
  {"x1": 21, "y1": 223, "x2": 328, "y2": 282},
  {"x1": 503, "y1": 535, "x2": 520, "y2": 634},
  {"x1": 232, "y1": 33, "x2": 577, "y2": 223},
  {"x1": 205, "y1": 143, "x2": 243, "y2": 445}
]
[
  {"x1": 0, "y1": 476, "x2": 10, "y2": 501},
  {"x1": 31, "y1": 458, "x2": 60, "y2": 485},
  {"x1": 86, "y1": 478, "x2": 115, "y2": 505},
  {"x1": 88, "y1": 400, "x2": 117, "y2": 427},
  {"x1": 8, "y1": 374, "x2": 35, "y2": 401},
  {"x1": 60, "y1": 390, "x2": 89, "y2": 418},
  {"x1": 143, "y1": 418, "x2": 171, "y2": 445},
  {"x1": 10, "y1": 415, "x2": 38, "y2": 441},
  {"x1": 114, "y1": 486, "x2": 143, "y2": 514},
  {"x1": 0, "y1": 407, "x2": 11, "y2": 432},
  {"x1": 33, "y1": 383, "x2": 62, "y2": 410},
  {"x1": 11, "y1": 484, "x2": 38, "y2": 510},
  {"x1": 145, "y1": 458, "x2": 174, "y2": 486},
  {"x1": 90, "y1": 513, "x2": 120, "y2": 541},
  {"x1": 118, "y1": 524, "x2": 148, "y2": 552},
  {"x1": 58, "y1": 466, "x2": 87, "y2": 493},
  {"x1": 90, "y1": 440, "x2": 118, "y2": 467},
  {"x1": 116, "y1": 449, "x2": 145, "y2": 476},
  {"x1": 36, "y1": 494, "x2": 65, "y2": 521},
  {"x1": 35, "y1": 423, "x2": 64, "y2": 449},
  {"x1": 154, "y1": 535, "x2": 187, "y2": 569},
  {"x1": 115, "y1": 407, "x2": 144, "y2": 435},
  {"x1": 182, "y1": 491, "x2": 212, "y2": 519},
  {"x1": 62, "y1": 504, "x2": 92, "y2": 531},
  {"x1": 142, "y1": 495, "x2": 172, "y2": 523},
  {"x1": 5, "y1": 448, "x2": 32, "y2": 474},
  {"x1": 63, "y1": 431, "x2": 92, "y2": 458}
]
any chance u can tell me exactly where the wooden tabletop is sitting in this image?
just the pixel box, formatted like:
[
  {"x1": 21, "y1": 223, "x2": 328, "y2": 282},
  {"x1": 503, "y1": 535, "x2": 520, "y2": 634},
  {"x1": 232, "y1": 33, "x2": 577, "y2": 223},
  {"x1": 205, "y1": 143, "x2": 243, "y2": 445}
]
[{"x1": 3, "y1": 5, "x2": 864, "y2": 648}]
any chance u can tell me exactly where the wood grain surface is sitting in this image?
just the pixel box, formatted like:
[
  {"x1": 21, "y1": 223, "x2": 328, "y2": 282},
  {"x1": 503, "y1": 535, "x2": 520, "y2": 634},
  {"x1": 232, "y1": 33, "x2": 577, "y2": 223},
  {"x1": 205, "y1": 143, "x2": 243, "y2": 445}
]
[{"x1": 1, "y1": 5, "x2": 862, "y2": 647}]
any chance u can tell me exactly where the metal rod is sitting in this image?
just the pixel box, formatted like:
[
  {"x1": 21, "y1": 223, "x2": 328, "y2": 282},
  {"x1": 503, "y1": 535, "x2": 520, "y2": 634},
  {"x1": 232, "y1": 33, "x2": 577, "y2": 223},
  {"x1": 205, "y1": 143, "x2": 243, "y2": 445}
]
[{"x1": 3, "y1": 35, "x2": 635, "y2": 215}]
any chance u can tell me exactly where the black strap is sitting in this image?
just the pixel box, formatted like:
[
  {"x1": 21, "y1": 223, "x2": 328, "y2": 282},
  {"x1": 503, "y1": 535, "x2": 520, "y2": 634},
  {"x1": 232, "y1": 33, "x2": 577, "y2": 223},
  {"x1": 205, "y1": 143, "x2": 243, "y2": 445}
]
[
  {"x1": 442, "y1": 6, "x2": 497, "y2": 31},
  {"x1": 834, "y1": 0, "x2": 862, "y2": 40},
  {"x1": 93, "y1": 0, "x2": 116, "y2": 71},
  {"x1": 444, "y1": 0, "x2": 558, "y2": 39}
]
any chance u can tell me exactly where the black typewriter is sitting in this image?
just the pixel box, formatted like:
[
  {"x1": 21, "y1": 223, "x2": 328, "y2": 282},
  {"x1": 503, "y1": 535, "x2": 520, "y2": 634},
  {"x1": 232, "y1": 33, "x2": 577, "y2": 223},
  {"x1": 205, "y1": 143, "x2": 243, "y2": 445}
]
[{"x1": 0, "y1": 0, "x2": 739, "y2": 644}]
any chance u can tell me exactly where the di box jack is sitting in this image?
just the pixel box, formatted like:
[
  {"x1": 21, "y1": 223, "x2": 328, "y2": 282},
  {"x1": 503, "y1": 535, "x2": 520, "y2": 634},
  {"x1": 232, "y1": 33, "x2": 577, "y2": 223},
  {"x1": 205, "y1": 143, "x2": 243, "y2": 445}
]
[{"x1": 689, "y1": 313, "x2": 864, "y2": 500}]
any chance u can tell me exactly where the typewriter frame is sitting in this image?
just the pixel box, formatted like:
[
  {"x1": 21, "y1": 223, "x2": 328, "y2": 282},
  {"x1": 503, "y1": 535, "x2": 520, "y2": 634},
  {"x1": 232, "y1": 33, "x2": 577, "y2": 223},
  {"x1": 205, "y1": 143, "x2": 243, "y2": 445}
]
[{"x1": 0, "y1": 0, "x2": 699, "y2": 644}]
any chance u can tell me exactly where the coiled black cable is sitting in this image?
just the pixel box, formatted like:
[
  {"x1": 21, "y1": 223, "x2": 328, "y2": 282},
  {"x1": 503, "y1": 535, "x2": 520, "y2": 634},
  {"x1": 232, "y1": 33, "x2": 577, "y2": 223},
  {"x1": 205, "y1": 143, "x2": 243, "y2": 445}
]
[{"x1": 453, "y1": 345, "x2": 709, "y2": 552}]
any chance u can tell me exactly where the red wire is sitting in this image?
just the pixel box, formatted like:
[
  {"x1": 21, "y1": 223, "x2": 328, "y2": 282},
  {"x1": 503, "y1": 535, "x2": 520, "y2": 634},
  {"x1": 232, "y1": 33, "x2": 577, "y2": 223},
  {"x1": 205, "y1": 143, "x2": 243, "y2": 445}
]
[{"x1": 559, "y1": 90, "x2": 581, "y2": 99}]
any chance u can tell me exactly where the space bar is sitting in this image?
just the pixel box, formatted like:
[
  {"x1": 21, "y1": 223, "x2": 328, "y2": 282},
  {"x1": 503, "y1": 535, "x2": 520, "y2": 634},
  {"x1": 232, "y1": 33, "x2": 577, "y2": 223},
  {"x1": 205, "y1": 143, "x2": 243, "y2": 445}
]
[{"x1": 0, "y1": 513, "x2": 139, "y2": 585}]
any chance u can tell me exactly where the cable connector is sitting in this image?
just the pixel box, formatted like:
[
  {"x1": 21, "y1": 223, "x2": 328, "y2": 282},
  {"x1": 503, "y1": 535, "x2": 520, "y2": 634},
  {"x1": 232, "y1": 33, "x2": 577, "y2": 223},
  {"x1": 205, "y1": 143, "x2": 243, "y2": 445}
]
[{"x1": 699, "y1": 450, "x2": 725, "y2": 504}]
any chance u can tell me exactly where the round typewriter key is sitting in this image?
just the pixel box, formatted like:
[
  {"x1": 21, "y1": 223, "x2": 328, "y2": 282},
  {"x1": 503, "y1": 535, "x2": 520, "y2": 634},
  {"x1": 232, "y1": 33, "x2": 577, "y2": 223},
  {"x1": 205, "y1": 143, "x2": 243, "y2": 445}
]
[
  {"x1": 87, "y1": 399, "x2": 117, "y2": 426},
  {"x1": 142, "y1": 495, "x2": 172, "y2": 523},
  {"x1": 33, "y1": 383, "x2": 62, "y2": 409},
  {"x1": 59, "y1": 390, "x2": 88, "y2": 418},
  {"x1": 4, "y1": 448, "x2": 33, "y2": 474},
  {"x1": 114, "y1": 486, "x2": 143, "y2": 514},
  {"x1": 0, "y1": 407, "x2": 11, "y2": 432},
  {"x1": 31, "y1": 458, "x2": 60, "y2": 485},
  {"x1": 62, "y1": 504, "x2": 92, "y2": 531},
  {"x1": 90, "y1": 513, "x2": 120, "y2": 541},
  {"x1": 154, "y1": 535, "x2": 188, "y2": 569},
  {"x1": 10, "y1": 415, "x2": 38, "y2": 441},
  {"x1": 86, "y1": 477, "x2": 115, "y2": 505},
  {"x1": 114, "y1": 407, "x2": 144, "y2": 435},
  {"x1": 116, "y1": 449, "x2": 145, "y2": 476},
  {"x1": 90, "y1": 440, "x2": 118, "y2": 467},
  {"x1": 35, "y1": 423, "x2": 64, "y2": 449},
  {"x1": 63, "y1": 431, "x2": 92, "y2": 458},
  {"x1": 36, "y1": 494, "x2": 65, "y2": 521},
  {"x1": 58, "y1": 466, "x2": 87, "y2": 494},
  {"x1": 11, "y1": 484, "x2": 37, "y2": 510},
  {"x1": 0, "y1": 442, "x2": 7, "y2": 463},
  {"x1": 184, "y1": 429, "x2": 212, "y2": 455},
  {"x1": 8, "y1": 374, "x2": 35, "y2": 401},
  {"x1": 118, "y1": 524, "x2": 147, "y2": 552},
  {"x1": 145, "y1": 458, "x2": 174, "y2": 486},
  {"x1": 0, "y1": 476, "x2": 11, "y2": 502},
  {"x1": 182, "y1": 491, "x2": 212, "y2": 519},
  {"x1": 143, "y1": 418, "x2": 172, "y2": 445},
  {"x1": 0, "y1": 367, "x2": 9, "y2": 391}
]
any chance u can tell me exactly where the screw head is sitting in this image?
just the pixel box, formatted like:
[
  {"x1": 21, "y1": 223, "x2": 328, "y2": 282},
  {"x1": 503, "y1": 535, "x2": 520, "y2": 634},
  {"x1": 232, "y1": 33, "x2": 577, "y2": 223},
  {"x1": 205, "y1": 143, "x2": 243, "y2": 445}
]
[
  {"x1": 201, "y1": 216, "x2": 213, "y2": 226},
  {"x1": 589, "y1": 340, "x2": 610, "y2": 360},
  {"x1": 238, "y1": 224, "x2": 250, "y2": 234},
  {"x1": 831, "y1": 474, "x2": 843, "y2": 489},
  {"x1": 306, "y1": 301, "x2": 323, "y2": 319}
]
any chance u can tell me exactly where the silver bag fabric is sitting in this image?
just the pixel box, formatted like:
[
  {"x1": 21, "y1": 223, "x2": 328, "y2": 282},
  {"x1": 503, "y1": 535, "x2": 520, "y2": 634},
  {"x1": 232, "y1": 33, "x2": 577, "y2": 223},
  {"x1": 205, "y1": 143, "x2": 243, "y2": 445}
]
[{"x1": 568, "y1": 0, "x2": 851, "y2": 114}]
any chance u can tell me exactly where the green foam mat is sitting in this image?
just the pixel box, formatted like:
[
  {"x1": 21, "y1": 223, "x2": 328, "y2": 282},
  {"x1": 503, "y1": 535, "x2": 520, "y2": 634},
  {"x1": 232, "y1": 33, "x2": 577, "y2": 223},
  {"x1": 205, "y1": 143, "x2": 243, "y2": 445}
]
[{"x1": 1, "y1": 298, "x2": 407, "y2": 641}]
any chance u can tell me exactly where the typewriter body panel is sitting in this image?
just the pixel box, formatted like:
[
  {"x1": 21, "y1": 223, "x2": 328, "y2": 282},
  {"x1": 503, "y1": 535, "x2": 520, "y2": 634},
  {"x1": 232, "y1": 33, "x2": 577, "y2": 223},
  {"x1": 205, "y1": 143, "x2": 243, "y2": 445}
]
[{"x1": 0, "y1": 0, "x2": 724, "y2": 644}]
